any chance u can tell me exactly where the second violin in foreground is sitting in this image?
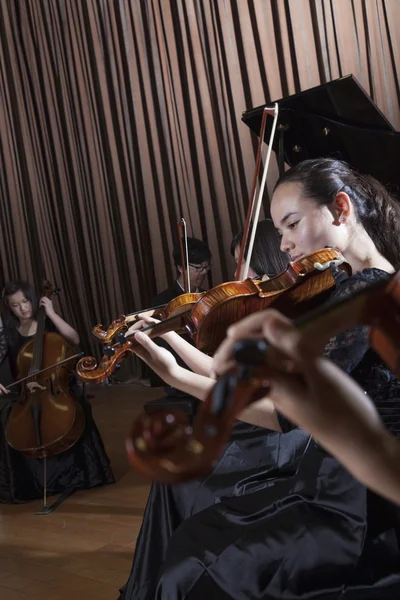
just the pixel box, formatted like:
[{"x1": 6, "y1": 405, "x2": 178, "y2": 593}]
[{"x1": 125, "y1": 271, "x2": 400, "y2": 483}]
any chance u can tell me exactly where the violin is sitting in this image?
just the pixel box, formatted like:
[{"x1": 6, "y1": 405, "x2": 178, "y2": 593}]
[
  {"x1": 92, "y1": 219, "x2": 205, "y2": 345},
  {"x1": 125, "y1": 270, "x2": 400, "y2": 483},
  {"x1": 5, "y1": 281, "x2": 85, "y2": 459},
  {"x1": 92, "y1": 305, "x2": 167, "y2": 344},
  {"x1": 82, "y1": 108, "x2": 279, "y2": 372},
  {"x1": 76, "y1": 248, "x2": 350, "y2": 384}
]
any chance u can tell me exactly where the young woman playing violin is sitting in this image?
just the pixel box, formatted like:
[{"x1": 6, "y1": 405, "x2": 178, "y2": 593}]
[
  {"x1": 131, "y1": 158, "x2": 400, "y2": 599},
  {"x1": 118, "y1": 219, "x2": 305, "y2": 600},
  {"x1": 0, "y1": 280, "x2": 115, "y2": 503}
]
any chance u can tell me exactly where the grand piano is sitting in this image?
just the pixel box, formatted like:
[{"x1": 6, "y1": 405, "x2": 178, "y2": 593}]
[{"x1": 241, "y1": 75, "x2": 400, "y2": 193}]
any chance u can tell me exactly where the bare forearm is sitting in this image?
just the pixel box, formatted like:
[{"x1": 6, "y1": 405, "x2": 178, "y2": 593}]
[
  {"x1": 162, "y1": 332, "x2": 213, "y2": 376},
  {"x1": 48, "y1": 313, "x2": 80, "y2": 345},
  {"x1": 166, "y1": 366, "x2": 280, "y2": 430}
]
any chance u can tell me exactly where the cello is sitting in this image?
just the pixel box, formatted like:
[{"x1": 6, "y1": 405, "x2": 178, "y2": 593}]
[{"x1": 5, "y1": 281, "x2": 85, "y2": 459}]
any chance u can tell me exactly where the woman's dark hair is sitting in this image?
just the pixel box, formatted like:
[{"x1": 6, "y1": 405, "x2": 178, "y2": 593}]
[
  {"x1": 274, "y1": 158, "x2": 400, "y2": 268},
  {"x1": 172, "y1": 237, "x2": 212, "y2": 268},
  {"x1": 231, "y1": 219, "x2": 288, "y2": 277},
  {"x1": 1, "y1": 280, "x2": 38, "y2": 327}
]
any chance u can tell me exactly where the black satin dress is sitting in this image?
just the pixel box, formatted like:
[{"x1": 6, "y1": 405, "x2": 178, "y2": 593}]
[
  {"x1": 119, "y1": 425, "x2": 310, "y2": 599},
  {"x1": 154, "y1": 269, "x2": 400, "y2": 599},
  {"x1": 0, "y1": 322, "x2": 115, "y2": 503}
]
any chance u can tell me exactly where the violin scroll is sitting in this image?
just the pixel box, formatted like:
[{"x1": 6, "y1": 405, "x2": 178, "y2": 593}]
[
  {"x1": 92, "y1": 315, "x2": 128, "y2": 343},
  {"x1": 126, "y1": 410, "x2": 195, "y2": 483},
  {"x1": 125, "y1": 368, "x2": 269, "y2": 483},
  {"x1": 76, "y1": 342, "x2": 134, "y2": 384}
]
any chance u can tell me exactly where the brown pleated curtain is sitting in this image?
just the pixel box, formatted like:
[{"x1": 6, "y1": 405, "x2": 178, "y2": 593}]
[{"x1": 0, "y1": 0, "x2": 399, "y2": 361}]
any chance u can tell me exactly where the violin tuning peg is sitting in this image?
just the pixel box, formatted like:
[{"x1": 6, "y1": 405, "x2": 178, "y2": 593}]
[
  {"x1": 233, "y1": 339, "x2": 268, "y2": 366},
  {"x1": 115, "y1": 332, "x2": 126, "y2": 345},
  {"x1": 103, "y1": 345, "x2": 116, "y2": 358}
]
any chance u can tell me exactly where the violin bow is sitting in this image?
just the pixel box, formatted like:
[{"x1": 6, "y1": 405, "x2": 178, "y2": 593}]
[
  {"x1": 235, "y1": 103, "x2": 279, "y2": 281},
  {"x1": 177, "y1": 218, "x2": 190, "y2": 293}
]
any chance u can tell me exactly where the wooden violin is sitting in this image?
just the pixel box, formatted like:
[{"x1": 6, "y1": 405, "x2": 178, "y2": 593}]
[
  {"x1": 79, "y1": 107, "x2": 279, "y2": 379},
  {"x1": 92, "y1": 305, "x2": 167, "y2": 344},
  {"x1": 5, "y1": 281, "x2": 85, "y2": 459},
  {"x1": 92, "y1": 219, "x2": 205, "y2": 345},
  {"x1": 76, "y1": 248, "x2": 350, "y2": 384},
  {"x1": 125, "y1": 270, "x2": 400, "y2": 483}
]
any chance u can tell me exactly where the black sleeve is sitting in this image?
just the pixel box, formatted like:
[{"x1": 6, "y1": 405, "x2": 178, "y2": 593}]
[
  {"x1": 0, "y1": 328, "x2": 8, "y2": 364},
  {"x1": 276, "y1": 270, "x2": 390, "y2": 433}
]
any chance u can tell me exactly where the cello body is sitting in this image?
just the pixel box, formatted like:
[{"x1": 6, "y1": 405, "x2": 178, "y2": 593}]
[{"x1": 5, "y1": 303, "x2": 85, "y2": 460}]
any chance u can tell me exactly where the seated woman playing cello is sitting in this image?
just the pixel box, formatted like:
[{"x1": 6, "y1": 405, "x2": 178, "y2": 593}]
[
  {"x1": 129, "y1": 159, "x2": 400, "y2": 599},
  {"x1": 0, "y1": 280, "x2": 115, "y2": 503}
]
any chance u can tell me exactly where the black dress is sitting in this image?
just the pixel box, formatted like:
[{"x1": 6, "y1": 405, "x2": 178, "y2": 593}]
[
  {"x1": 153, "y1": 269, "x2": 400, "y2": 599},
  {"x1": 0, "y1": 321, "x2": 115, "y2": 503}
]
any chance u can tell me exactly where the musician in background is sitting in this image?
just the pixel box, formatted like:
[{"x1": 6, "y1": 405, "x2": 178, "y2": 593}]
[
  {"x1": 153, "y1": 236, "x2": 212, "y2": 306},
  {"x1": 143, "y1": 237, "x2": 211, "y2": 408},
  {"x1": 0, "y1": 280, "x2": 115, "y2": 503}
]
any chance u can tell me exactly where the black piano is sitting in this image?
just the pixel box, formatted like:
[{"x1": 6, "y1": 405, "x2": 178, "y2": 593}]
[{"x1": 241, "y1": 75, "x2": 400, "y2": 193}]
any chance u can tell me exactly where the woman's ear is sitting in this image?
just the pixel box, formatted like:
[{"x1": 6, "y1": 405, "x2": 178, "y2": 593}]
[{"x1": 332, "y1": 191, "x2": 352, "y2": 225}]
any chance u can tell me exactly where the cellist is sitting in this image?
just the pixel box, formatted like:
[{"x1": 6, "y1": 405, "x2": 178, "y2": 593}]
[{"x1": 0, "y1": 279, "x2": 115, "y2": 503}]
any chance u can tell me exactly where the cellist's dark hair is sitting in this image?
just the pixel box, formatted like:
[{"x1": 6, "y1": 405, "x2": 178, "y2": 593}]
[
  {"x1": 274, "y1": 158, "x2": 400, "y2": 269},
  {"x1": 1, "y1": 280, "x2": 39, "y2": 328}
]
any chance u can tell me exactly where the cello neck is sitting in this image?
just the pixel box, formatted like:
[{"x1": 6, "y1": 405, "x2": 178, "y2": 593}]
[{"x1": 29, "y1": 305, "x2": 46, "y2": 376}]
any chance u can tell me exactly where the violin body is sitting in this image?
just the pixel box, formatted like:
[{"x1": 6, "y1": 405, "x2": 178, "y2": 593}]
[
  {"x1": 6, "y1": 334, "x2": 85, "y2": 459},
  {"x1": 77, "y1": 249, "x2": 350, "y2": 383},
  {"x1": 189, "y1": 248, "x2": 351, "y2": 354}
]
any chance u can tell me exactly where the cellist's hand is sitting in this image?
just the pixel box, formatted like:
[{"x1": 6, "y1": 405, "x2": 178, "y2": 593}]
[
  {"x1": 0, "y1": 383, "x2": 9, "y2": 395},
  {"x1": 40, "y1": 296, "x2": 56, "y2": 317},
  {"x1": 132, "y1": 331, "x2": 178, "y2": 384},
  {"x1": 126, "y1": 314, "x2": 160, "y2": 338}
]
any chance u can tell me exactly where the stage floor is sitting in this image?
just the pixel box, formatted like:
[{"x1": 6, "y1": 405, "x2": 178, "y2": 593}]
[{"x1": 0, "y1": 383, "x2": 161, "y2": 600}]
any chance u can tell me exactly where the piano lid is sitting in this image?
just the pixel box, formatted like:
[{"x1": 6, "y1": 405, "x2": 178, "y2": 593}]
[{"x1": 241, "y1": 75, "x2": 400, "y2": 192}]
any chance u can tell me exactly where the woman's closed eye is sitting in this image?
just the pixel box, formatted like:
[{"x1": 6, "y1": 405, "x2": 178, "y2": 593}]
[{"x1": 288, "y1": 221, "x2": 299, "y2": 230}]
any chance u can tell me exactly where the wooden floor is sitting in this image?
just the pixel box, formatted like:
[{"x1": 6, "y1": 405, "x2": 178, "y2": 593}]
[{"x1": 0, "y1": 383, "x2": 162, "y2": 600}]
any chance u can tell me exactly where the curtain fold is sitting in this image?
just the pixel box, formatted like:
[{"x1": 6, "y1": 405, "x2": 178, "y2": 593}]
[{"x1": 0, "y1": 0, "x2": 398, "y2": 356}]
